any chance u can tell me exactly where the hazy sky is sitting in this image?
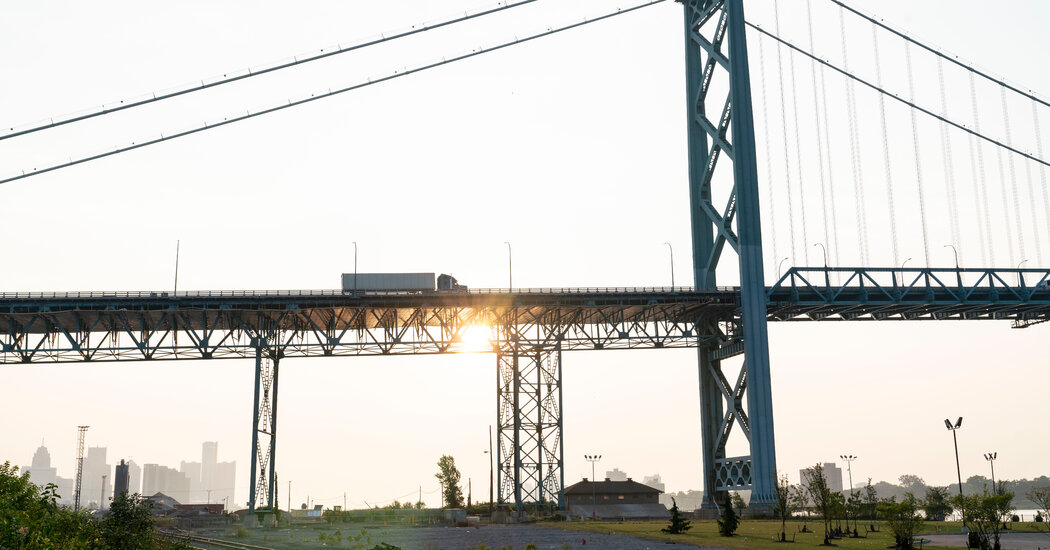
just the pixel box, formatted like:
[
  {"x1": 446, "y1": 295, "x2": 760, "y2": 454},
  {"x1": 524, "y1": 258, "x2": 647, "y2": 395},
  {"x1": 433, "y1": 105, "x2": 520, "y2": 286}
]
[{"x1": 1, "y1": 0, "x2": 1048, "y2": 510}]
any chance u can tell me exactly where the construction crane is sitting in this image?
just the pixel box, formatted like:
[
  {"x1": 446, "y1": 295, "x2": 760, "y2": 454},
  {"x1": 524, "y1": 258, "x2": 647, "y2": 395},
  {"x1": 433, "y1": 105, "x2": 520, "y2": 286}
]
[{"x1": 73, "y1": 426, "x2": 88, "y2": 512}]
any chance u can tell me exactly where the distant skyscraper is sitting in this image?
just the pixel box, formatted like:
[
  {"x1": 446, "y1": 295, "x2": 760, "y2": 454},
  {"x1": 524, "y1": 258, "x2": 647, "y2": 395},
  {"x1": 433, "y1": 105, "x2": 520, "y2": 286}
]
[
  {"x1": 21, "y1": 443, "x2": 74, "y2": 505},
  {"x1": 800, "y1": 463, "x2": 844, "y2": 494},
  {"x1": 213, "y1": 461, "x2": 236, "y2": 509},
  {"x1": 114, "y1": 460, "x2": 130, "y2": 498},
  {"x1": 127, "y1": 460, "x2": 142, "y2": 496},
  {"x1": 142, "y1": 464, "x2": 191, "y2": 504},
  {"x1": 202, "y1": 441, "x2": 218, "y2": 492},
  {"x1": 605, "y1": 468, "x2": 628, "y2": 481},
  {"x1": 180, "y1": 461, "x2": 203, "y2": 503},
  {"x1": 642, "y1": 474, "x2": 665, "y2": 492},
  {"x1": 80, "y1": 447, "x2": 111, "y2": 510}
]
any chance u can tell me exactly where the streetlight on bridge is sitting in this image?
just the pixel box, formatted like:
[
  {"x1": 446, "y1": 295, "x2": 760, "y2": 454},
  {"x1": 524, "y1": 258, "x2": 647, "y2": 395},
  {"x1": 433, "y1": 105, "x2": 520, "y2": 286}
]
[
  {"x1": 944, "y1": 244, "x2": 962, "y2": 288},
  {"x1": 504, "y1": 242, "x2": 513, "y2": 291},
  {"x1": 663, "y1": 242, "x2": 675, "y2": 288},
  {"x1": 813, "y1": 243, "x2": 829, "y2": 288},
  {"x1": 776, "y1": 257, "x2": 790, "y2": 280}
]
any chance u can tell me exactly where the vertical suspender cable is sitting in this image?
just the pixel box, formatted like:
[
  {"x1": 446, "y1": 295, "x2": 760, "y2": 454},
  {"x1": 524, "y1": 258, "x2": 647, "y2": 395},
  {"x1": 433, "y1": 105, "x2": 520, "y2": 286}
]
[
  {"x1": 1002, "y1": 89, "x2": 1037, "y2": 264},
  {"x1": 774, "y1": 3, "x2": 799, "y2": 265},
  {"x1": 757, "y1": 33, "x2": 780, "y2": 276},
  {"x1": 788, "y1": 32, "x2": 810, "y2": 266},
  {"x1": 872, "y1": 24, "x2": 900, "y2": 267},
  {"x1": 993, "y1": 91, "x2": 1018, "y2": 265},
  {"x1": 937, "y1": 59, "x2": 963, "y2": 266},
  {"x1": 1034, "y1": 99, "x2": 1050, "y2": 262},
  {"x1": 839, "y1": 7, "x2": 869, "y2": 265},
  {"x1": 818, "y1": 60, "x2": 841, "y2": 270},
  {"x1": 905, "y1": 42, "x2": 931, "y2": 265},
  {"x1": 805, "y1": 0, "x2": 831, "y2": 267},
  {"x1": 970, "y1": 73, "x2": 995, "y2": 265}
]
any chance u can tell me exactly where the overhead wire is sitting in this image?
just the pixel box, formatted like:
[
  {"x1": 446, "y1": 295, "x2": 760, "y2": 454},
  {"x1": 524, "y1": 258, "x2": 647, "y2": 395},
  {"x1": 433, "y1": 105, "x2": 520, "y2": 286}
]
[
  {"x1": 0, "y1": 0, "x2": 666, "y2": 186},
  {"x1": 0, "y1": 0, "x2": 539, "y2": 142}
]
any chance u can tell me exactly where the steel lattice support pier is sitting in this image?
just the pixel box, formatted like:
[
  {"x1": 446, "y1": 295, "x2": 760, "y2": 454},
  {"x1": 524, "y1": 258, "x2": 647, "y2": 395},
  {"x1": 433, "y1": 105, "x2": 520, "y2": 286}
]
[
  {"x1": 248, "y1": 348, "x2": 280, "y2": 524},
  {"x1": 496, "y1": 341, "x2": 564, "y2": 512}
]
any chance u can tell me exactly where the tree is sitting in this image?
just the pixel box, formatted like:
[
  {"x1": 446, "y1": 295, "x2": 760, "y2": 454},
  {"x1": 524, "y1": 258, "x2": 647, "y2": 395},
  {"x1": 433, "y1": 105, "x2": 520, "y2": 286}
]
[
  {"x1": 717, "y1": 493, "x2": 739, "y2": 537},
  {"x1": 863, "y1": 478, "x2": 878, "y2": 522},
  {"x1": 898, "y1": 475, "x2": 926, "y2": 492},
  {"x1": 773, "y1": 474, "x2": 792, "y2": 542},
  {"x1": 846, "y1": 490, "x2": 862, "y2": 536},
  {"x1": 731, "y1": 492, "x2": 747, "y2": 516},
  {"x1": 435, "y1": 455, "x2": 464, "y2": 508},
  {"x1": 878, "y1": 494, "x2": 924, "y2": 550},
  {"x1": 99, "y1": 493, "x2": 164, "y2": 549},
  {"x1": 802, "y1": 463, "x2": 834, "y2": 544},
  {"x1": 661, "y1": 497, "x2": 692, "y2": 534},
  {"x1": 1027, "y1": 486, "x2": 1050, "y2": 530},
  {"x1": 952, "y1": 488, "x2": 1015, "y2": 550},
  {"x1": 921, "y1": 486, "x2": 953, "y2": 521}
]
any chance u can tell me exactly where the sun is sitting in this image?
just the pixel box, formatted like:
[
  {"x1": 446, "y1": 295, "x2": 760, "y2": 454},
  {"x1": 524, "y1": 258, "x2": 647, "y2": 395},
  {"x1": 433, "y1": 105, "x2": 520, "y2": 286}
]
[{"x1": 458, "y1": 324, "x2": 493, "y2": 352}]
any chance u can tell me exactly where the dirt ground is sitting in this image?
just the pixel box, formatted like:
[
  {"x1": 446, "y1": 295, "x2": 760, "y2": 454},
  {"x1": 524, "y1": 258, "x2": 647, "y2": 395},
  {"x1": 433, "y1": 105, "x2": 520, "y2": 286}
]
[{"x1": 206, "y1": 523, "x2": 723, "y2": 550}]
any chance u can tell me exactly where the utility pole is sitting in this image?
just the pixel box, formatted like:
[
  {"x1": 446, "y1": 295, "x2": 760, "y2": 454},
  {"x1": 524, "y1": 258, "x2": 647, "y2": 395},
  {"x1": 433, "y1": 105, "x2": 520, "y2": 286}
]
[
  {"x1": 488, "y1": 425, "x2": 494, "y2": 514},
  {"x1": 584, "y1": 454, "x2": 601, "y2": 517},
  {"x1": 288, "y1": 480, "x2": 291, "y2": 512},
  {"x1": 73, "y1": 426, "x2": 89, "y2": 512}
]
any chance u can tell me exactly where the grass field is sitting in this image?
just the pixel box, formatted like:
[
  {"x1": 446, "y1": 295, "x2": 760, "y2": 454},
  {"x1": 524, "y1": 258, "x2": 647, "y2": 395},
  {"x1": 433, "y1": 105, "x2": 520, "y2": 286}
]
[{"x1": 541, "y1": 519, "x2": 1046, "y2": 550}]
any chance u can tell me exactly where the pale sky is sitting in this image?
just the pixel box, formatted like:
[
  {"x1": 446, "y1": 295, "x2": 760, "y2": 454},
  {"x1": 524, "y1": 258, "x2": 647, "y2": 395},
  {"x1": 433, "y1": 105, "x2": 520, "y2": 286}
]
[{"x1": 1, "y1": 1, "x2": 1048, "y2": 510}]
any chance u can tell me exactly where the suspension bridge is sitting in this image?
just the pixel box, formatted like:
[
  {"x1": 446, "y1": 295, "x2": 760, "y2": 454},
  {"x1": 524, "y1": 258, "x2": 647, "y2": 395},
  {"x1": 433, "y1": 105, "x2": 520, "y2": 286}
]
[{"x1": 1, "y1": 0, "x2": 1048, "y2": 521}]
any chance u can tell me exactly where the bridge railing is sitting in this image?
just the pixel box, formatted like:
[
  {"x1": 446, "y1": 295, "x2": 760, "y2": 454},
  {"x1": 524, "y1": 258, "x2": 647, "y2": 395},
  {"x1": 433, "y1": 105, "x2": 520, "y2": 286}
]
[{"x1": 0, "y1": 286, "x2": 732, "y2": 300}]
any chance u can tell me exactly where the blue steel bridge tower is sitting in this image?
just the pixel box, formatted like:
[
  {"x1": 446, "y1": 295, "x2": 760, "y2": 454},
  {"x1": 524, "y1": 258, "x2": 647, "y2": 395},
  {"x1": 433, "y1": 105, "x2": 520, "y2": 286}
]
[{"x1": 682, "y1": 0, "x2": 777, "y2": 508}]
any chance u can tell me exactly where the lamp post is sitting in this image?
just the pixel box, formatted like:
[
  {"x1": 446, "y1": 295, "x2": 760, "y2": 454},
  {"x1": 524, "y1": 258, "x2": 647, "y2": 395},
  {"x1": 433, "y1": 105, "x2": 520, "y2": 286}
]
[
  {"x1": 663, "y1": 242, "x2": 675, "y2": 288},
  {"x1": 504, "y1": 242, "x2": 513, "y2": 291},
  {"x1": 1018, "y1": 259, "x2": 1028, "y2": 287},
  {"x1": 776, "y1": 257, "x2": 790, "y2": 280},
  {"x1": 840, "y1": 455, "x2": 857, "y2": 532},
  {"x1": 945, "y1": 417, "x2": 964, "y2": 496},
  {"x1": 944, "y1": 244, "x2": 962, "y2": 289},
  {"x1": 984, "y1": 452, "x2": 997, "y2": 493},
  {"x1": 584, "y1": 454, "x2": 601, "y2": 517},
  {"x1": 899, "y1": 257, "x2": 913, "y2": 288},
  {"x1": 352, "y1": 241, "x2": 358, "y2": 294},
  {"x1": 813, "y1": 243, "x2": 830, "y2": 288}
]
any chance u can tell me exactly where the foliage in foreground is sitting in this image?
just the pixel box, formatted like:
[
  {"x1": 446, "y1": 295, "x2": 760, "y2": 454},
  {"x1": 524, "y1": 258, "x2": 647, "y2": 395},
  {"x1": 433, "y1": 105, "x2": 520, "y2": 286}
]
[
  {"x1": 952, "y1": 485, "x2": 1015, "y2": 550},
  {"x1": 718, "y1": 493, "x2": 739, "y2": 536},
  {"x1": 878, "y1": 494, "x2": 924, "y2": 550},
  {"x1": 662, "y1": 497, "x2": 692, "y2": 534},
  {"x1": 435, "y1": 455, "x2": 464, "y2": 509},
  {"x1": 0, "y1": 461, "x2": 186, "y2": 549}
]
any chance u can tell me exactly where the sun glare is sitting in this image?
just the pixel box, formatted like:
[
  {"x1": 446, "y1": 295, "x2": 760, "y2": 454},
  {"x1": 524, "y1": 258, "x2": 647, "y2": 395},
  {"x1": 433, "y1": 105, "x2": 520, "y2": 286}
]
[{"x1": 458, "y1": 324, "x2": 493, "y2": 351}]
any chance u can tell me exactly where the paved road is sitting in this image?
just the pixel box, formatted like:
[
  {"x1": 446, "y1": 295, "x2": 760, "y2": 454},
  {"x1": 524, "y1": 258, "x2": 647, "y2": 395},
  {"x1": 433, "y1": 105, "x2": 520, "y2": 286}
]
[{"x1": 921, "y1": 532, "x2": 1050, "y2": 550}]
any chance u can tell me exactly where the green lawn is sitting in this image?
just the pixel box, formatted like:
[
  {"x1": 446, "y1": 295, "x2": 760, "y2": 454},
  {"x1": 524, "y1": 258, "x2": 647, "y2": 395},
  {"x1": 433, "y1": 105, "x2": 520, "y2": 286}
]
[{"x1": 539, "y1": 519, "x2": 1039, "y2": 550}]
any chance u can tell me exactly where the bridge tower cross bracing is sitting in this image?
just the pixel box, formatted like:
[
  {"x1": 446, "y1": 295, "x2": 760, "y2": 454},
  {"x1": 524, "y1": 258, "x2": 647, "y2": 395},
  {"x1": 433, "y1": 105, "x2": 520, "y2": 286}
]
[
  {"x1": 248, "y1": 346, "x2": 281, "y2": 525},
  {"x1": 682, "y1": 0, "x2": 777, "y2": 507},
  {"x1": 496, "y1": 336, "x2": 564, "y2": 513}
]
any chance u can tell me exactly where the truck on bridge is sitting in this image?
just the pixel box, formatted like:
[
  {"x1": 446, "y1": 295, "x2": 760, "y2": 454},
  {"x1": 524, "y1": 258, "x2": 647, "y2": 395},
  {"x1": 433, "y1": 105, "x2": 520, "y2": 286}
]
[{"x1": 341, "y1": 272, "x2": 466, "y2": 293}]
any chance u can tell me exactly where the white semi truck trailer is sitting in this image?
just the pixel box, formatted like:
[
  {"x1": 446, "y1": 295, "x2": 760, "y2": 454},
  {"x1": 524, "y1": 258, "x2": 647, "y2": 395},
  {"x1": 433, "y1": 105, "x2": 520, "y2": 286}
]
[{"x1": 341, "y1": 273, "x2": 466, "y2": 292}]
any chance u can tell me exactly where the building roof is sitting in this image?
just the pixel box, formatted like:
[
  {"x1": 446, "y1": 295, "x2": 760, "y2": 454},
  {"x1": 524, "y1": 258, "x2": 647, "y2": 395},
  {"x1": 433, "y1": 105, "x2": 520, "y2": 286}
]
[{"x1": 564, "y1": 478, "x2": 662, "y2": 496}]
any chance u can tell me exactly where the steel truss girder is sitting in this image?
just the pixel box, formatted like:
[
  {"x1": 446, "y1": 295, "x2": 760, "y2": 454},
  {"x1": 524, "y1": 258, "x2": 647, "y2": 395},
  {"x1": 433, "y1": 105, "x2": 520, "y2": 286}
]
[
  {"x1": 768, "y1": 267, "x2": 1050, "y2": 321},
  {"x1": 496, "y1": 341, "x2": 563, "y2": 511},
  {"x1": 0, "y1": 298, "x2": 731, "y2": 363},
  {"x1": 684, "y1": 0, "x2": 777, "y2": 507}
]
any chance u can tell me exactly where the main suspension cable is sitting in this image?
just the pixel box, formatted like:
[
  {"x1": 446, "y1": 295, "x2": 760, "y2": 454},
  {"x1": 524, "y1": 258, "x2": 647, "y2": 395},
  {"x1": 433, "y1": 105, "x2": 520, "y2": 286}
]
[
  {"x1": 745, "y1": 23, "x2": 1050, "y2": 169},
  {"x1": 0, "y1": 0, "x2": 665, "y2": 186},
  {"x1": 0, "y1": 0, "x2": 538, "y2": 142},
  {"x1": 827, "y1": 0, "x2": 1050, "y2": 110}
]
